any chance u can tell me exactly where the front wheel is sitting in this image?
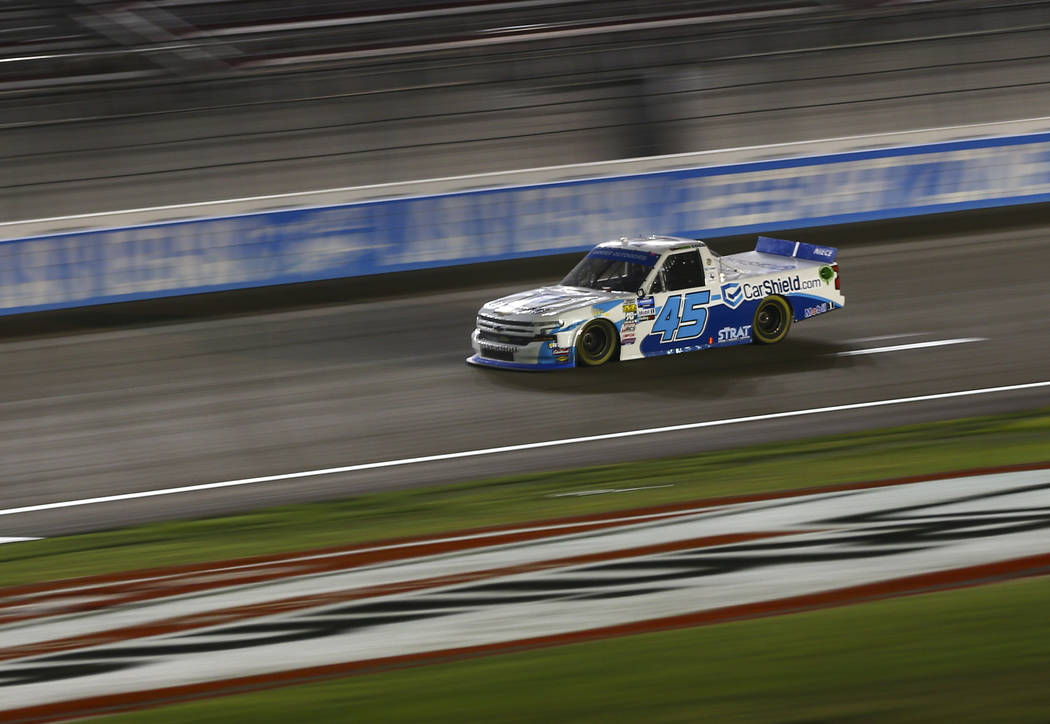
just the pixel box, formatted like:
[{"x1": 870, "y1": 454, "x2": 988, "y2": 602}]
[
  {"x1": 575, "y1": 319, "x2": 618, "y2": 366},
  {"x1": 752, "y1": 296, "x2": 792, "y2": 344}
]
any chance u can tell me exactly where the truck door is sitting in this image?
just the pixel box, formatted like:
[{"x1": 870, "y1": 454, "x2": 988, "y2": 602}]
[{"x1": 635, "y1": 249, "x2": 713, "y2": 356}]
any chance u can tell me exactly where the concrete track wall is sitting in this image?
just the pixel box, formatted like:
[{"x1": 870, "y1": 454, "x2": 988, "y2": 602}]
[{"x1": 2, "y1": 118, "x2": 1050, "y2": 316}]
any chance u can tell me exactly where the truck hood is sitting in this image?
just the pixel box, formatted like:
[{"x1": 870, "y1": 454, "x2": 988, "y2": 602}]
[{"x1": 482, "y1": 286, "x2": 624, "y2": 318}]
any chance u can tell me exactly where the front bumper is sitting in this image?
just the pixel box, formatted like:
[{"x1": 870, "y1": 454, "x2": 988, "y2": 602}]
[
  {"x1": 466, "y1": 354, "x2": 575, "y2": 371},
  {"x1": 467, "y1": 328, "x2": 576, "y2": 370}
]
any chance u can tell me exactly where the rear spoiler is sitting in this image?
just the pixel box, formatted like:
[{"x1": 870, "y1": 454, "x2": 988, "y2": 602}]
[{"x1": 755, "y1": 236, "x2": 837, "y2": 263}]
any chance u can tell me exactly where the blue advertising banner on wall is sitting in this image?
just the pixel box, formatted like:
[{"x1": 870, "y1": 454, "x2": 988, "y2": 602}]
[{"x1": 3, "y1": 132, "x2": 1050, "y2": 315}]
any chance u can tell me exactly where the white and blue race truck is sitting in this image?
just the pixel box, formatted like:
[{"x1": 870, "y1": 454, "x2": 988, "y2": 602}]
[{"x1": 468, "y1": 235, "x2": 843, "y2": 370}]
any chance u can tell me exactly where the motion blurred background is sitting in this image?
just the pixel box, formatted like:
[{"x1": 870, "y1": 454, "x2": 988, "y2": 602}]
[
  {"x1": 5, "y1": 0, "x2": 1050, "y2": 220},
  {"x1": 3, "y1": 4, "x2": 1050, "y2": 720}
]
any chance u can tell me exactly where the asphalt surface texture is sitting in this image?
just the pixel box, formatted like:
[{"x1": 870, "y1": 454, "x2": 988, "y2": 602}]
[{"x1": 1, "y1": 206, "x2": 1049, "y2": 538}]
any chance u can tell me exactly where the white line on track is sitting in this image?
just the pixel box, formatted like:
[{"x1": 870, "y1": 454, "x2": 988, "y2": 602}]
[
  {"x1": 835, "y1": 337, "x2": 985, "y2": 356},
  {"x1": 0, "y1": 537, "x2": 41, "y2": 544},
  {"x1": 548, "y1": 485, "x2": 676, "y2": 498},
  {"x1": 1, "y1": 380, "x2": 1048, "y2": 519},
  {"x1": 845, "y1": 332, "x2": 928, "y2": 343}
]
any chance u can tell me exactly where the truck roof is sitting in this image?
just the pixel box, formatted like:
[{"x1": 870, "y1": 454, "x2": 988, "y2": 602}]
[{"x1": 595, "y1": 235, "x2": 705, "y2": 255}]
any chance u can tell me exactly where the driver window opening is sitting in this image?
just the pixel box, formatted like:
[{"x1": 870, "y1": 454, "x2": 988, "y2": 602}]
[{"x1": 663, "y1": 251, "x2": 704, "y2": 291}]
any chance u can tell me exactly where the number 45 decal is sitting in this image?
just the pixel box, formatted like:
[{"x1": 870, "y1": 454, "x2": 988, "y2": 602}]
[{"x1": 650, "y1": 291, "x2": 710, "y2": 342}]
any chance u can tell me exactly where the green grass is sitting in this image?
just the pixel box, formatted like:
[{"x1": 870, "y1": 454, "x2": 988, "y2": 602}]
[
  {"x1": 2, "y1": 407, "x2": 1048, "y2": 588},
  {"x1": 95, "y1": 574, "x2": 1050, "y2": 723}
]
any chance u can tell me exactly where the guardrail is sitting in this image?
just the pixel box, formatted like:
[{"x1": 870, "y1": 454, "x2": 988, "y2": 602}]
[{"x1": 2, "y1": 117, "x2": 1050, "y2": 316}]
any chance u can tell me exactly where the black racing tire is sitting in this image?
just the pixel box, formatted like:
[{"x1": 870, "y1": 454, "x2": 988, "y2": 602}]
[
  {"x1": 575, "y1": 319, "x2": 618, "y2": 366},
  {"x1": 752, "y1": 296, "x2": 793, "y2": 344}
]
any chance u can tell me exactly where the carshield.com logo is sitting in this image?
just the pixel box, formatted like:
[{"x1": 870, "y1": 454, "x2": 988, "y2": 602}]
[{"x1": 722, "y1": 283, "x2": 743, "y2": 309}]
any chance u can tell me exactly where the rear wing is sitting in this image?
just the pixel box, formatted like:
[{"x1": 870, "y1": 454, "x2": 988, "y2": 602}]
[{"x1": 755, "y1": 236, "x2": 837, "y2": 263}]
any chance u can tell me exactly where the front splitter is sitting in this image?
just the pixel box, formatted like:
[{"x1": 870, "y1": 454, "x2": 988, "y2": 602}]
[{"x1": 466, "y1": 354, "x2": 575, "y2": 371}]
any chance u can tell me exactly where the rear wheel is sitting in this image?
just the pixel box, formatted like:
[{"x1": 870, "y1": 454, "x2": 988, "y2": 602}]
[
  {"x1": 575, "y1": 319, "x2": 618, "y2": 366},
  {"x1": 752, "y1": 296, "x2": 792, "y2": 344}
]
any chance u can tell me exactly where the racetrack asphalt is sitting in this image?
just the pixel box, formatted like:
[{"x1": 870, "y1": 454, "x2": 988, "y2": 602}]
[{"x1": 1, "y1": 209, "x2": 1048, "y2": 538}]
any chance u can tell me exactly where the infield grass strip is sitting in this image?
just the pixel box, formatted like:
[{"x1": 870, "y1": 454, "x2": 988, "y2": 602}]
[
  {"x1": 1, "y1": 407, "x2": 1048, "y2": 587},
  {"x1": 90, "y1": 573, "x2": 1050, "y2": 723}
]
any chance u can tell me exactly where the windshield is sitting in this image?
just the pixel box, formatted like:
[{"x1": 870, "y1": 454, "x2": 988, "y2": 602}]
[{"x1": 560, "y1": 248, "x2": 656, "y2": 292}]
